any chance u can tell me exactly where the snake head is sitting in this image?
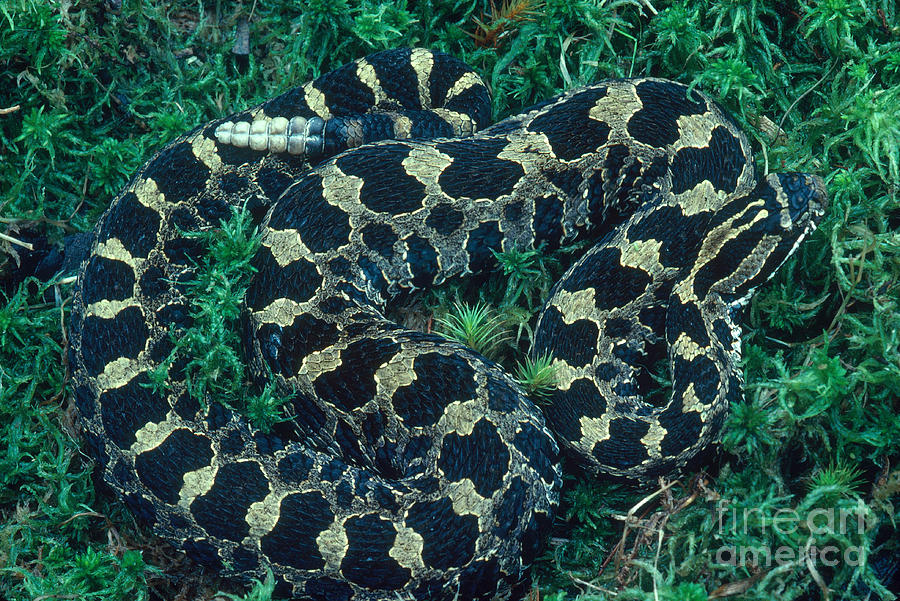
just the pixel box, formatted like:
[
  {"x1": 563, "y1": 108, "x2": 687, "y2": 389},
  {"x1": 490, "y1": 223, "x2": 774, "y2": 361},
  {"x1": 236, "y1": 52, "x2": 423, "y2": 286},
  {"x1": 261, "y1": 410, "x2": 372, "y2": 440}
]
[
  {"x1": 687, "y1": 172, "x2": 827, "y2": 306},
  {"x1": 758, "y1": 172, "x2": 828, "y2": 234}
]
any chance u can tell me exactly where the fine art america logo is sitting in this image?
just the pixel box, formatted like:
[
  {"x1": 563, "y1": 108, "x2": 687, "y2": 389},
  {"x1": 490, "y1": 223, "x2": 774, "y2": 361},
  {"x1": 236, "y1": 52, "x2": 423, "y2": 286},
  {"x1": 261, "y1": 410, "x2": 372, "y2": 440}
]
[{"x1": 714, "y1": 502, "x2": 876, "y2": 567}]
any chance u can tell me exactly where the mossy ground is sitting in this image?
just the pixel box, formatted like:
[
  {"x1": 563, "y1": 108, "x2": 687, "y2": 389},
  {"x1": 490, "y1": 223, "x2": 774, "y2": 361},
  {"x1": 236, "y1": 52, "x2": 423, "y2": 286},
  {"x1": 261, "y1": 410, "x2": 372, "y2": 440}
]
[{"x1": 2, "y1": 1, "x2": 898, "y2": 600}]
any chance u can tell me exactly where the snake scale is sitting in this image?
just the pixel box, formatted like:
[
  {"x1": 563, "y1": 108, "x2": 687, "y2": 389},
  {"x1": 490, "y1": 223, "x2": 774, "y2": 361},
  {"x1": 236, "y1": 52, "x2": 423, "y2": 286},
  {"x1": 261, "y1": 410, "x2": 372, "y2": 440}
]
[{"x1": 68, "y1": 48, "x2": 827, "y2": 599}]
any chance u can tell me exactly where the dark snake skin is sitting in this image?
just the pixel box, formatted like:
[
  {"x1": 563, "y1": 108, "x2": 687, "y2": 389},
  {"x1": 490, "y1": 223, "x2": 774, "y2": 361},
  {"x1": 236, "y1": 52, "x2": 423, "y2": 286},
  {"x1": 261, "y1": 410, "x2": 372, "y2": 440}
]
[{"x1": 68, "y1": 48, "x2": 827, "y2": 599}]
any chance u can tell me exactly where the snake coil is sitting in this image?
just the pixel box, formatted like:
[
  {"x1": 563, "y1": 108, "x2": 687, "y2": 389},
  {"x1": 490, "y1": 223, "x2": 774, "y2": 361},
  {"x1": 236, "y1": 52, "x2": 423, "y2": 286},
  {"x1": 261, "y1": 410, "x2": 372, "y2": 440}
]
[{"x1": 69, "y1": 48, "x2": 826, "y2": 600}]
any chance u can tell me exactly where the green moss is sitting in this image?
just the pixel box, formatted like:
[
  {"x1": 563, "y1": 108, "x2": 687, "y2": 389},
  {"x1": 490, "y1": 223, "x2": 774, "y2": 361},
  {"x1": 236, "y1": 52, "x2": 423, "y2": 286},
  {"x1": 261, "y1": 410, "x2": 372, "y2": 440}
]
[
  {"x1": 146, "y1": 205, "x2": 290, "y2": 432},
  {"x1": 516, "y1": 354, "x2": 558, "y2": 401},
  {"x1": 435, "y1": 301, "x2": 511, "y2": 361}
]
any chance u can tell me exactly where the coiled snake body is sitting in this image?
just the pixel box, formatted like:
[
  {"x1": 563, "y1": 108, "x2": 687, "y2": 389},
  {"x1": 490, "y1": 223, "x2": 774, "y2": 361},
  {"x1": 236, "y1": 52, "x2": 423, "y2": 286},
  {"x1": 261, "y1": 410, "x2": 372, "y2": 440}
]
[{"x1": 68, "y1": 49, "x2": 826, "y2": 599}]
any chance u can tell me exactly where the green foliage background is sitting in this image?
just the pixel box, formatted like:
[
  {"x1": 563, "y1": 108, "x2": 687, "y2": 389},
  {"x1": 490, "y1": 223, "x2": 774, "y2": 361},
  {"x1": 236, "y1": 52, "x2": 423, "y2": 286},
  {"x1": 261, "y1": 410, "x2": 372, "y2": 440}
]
[{"x1": 1, "y1": 1, "x2": 898, "y2": 600}]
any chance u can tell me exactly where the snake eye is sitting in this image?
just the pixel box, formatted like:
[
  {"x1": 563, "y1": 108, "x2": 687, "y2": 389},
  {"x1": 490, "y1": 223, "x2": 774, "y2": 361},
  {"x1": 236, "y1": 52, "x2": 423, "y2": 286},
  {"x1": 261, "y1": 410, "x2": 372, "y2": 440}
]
[
  {"x1": 775, "y1": 172, "x2": 828, "y2": 223},
  {"x1": 783, "y1": 174, "x2": 809, "y2": 218}
]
